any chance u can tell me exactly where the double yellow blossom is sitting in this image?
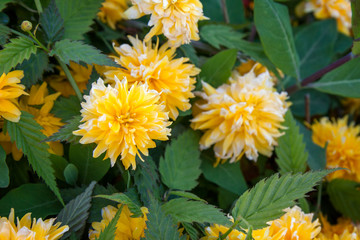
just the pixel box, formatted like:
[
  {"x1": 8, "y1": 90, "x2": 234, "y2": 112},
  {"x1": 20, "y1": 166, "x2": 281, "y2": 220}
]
[{"x1": 98, "y1": 0, "x2": 129, "y2": 29}]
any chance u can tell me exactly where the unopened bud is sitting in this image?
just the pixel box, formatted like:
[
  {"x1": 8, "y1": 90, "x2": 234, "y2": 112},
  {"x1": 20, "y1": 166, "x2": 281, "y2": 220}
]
[{"x1": 21, "y1": 21, "x2": 32, "y2": 32}]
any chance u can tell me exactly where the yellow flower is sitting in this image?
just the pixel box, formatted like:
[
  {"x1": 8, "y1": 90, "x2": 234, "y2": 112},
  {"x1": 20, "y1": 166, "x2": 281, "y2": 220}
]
[
  {"x1": 303, "y1": 0, "x2": 351, "y2": 36},
  {"x1": 311, "y1": 116, "x2": 360, "y2": 182},
  {"x1": 104, "y1": 36, "x2": 199, "y2": 120},
  {"x1": 89, "y1": 204, "x2": 148, "y2": 240},
  {"x1": 191, "y1": 68, "x2": 288, "y2": 165},
  {"x1": 0, "y1": 130, "x2": 23, "y2": 161},
  {"x1": 236, "y1": 60, "x2": 282, "y2": 84},
  {"x1": 124, "y1": 0, "x2": 207, "y2": 46},
  {"x1": 73, "y1": 77, "x2": 171, "y2": 169},
  {"x1": 200, "y1": 222, "x2": 246, "y2": 240},
  {"x1": 0, "y1": 71, "x2": 27, "y2": 122},
  {"x1": 0, "y1": 208, "x2": 69, "y2": 240},
  {"x1": 252, "y1": 206, "x2": 321, "y2": 240},
  {"x1": 47, "y1": 62, "x2": 92, "y2": 98},
  {"x1": 20, "y1": 82, "x2": 65, "y2": 156},
  {"x1": 317, "y1": 215, "x2": 360, "y2": 240},
  {"x1": 98, "y1": 0, "x2": 129, "y2": 29}
]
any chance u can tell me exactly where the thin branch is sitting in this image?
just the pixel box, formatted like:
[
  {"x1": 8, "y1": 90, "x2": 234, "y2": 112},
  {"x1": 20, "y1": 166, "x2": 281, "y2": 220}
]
[
  {"x1": 220, "y1": 0, "x2": 230, "y2": 24},
  {"x1": 305, "y1": 94, "x2": 311, "y2": 124}
]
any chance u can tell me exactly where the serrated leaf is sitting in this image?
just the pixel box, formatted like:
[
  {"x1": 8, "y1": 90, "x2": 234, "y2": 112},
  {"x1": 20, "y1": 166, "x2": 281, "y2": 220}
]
[
  {"x1": 254, "y1": 0, "x2": 300, "y2": 79},
  {"x1": 96, "y1": 206, "x2": 123, "y2": 240},
  {"x1": 7, "y1": 111, "x2": 63, "y2": 204},
  {"x1": 0, "y1": 145, "x2": 9, "y2": 188},
  {"x1": 50, "y1": 39, "x2": 116, "y2": 67},
  {"x1": 169, "y1": 191, "x2": 206, "y2": 202},
  {"x1": 231, "y1": 171, "x2": 331, "y2": 229},
  {"x1": 56, "y1": 181, "x2": 96, "y2": 239},
  {"x1": 0, "y1": 37, "x2": 37, "y2": 74},
  {"x1": 0, "y1": 183, "x2": 62, "y2": 218},
  {"x1": 96, "y1": 193, "x2": 143, "y2": 218},
  {"x1": 40, "y1": 0, "x2": 64, "y2": 43},
  {"x1": 144, "y1": 198, "x2": 186, "y2": 240},
  {"x1": 53, "y1": 95, "x2": 81, "y2": 121},
  {"x1": 47, "y1": 115, "x2": 81, "y2": 143},
  {"x1": 83, "y1": 68, "x2": 100, "y2": 96},
  {"x1": 0, "y1": 0, "x2": 11, "y2": 11},
  {"x1": 327, "y1": 179, "x2": 360, "y2": 221},
  {"x1": 311, "y1": 57, "x2": 360, "y2": 98},
  {"x1": 159, "y1": 130, "x2": 201, "y2": 191},
  {"x1": 17, "y1": 51, "x2": 49, "y2": 87},
  {"x1": 162, "y1": 198, "x2": 230, "y2": 226},
  {"x1": 89, "y1": 184, "x2": 118, "y2": 223},
  {"x1": 0, "y1": 24, "x2": 10, "y2": 45},
  {"x1": 199, "y1": 49, "x2": 237, "y2": 88},
  {"x1": 182, "y1": 222, "x2": 199, "y2": 240},
  {"x1": 275, "y1": 111, "x2": 308, "y2": 173},
  {"x1": 180, "y1": 44, "x2": 199, "y2": 66}
]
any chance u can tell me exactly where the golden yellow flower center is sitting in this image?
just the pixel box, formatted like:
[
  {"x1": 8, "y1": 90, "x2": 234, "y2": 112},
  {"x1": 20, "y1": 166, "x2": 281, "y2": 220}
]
[{"x1": 116, "y1": 112, "x2": 135, "y2": 124}]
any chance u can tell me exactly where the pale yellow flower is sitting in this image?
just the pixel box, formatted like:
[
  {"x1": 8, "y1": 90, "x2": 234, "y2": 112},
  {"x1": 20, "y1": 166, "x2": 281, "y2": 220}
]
[
  {"x1": 104, "y1": 36, "x2": 199, "y2": 120},
  {"x1": 303, "y1": 0, "x2": 351, "y2": 36},
  {"x1": 311, "y1": 116, "x2": 360, "y2": 182},
  {"x1": 191, "y1": 68, "x2": 288, "y2": 165},
  {"x1": 200, "y1": 221, "x2": 246, "y2": 240},
  {"x1": 236, "y1": 59, "x2": 282, "y2": 84},
  {"x1": 317, "y1": 215, "x2": 360, "y2": 240},
  {"x1": 0, "y1": 71, "x2": 27, "y2": 122},
  {"x1": 89, "y1": 204, "x2": 148, "y2": 240},
  {"x1": 0, "y1": 208, "x2": 69, "y2": 240},
  {"x1": 0, "y1": 130, "x2": 23, "y2": 161},
  {"x1": 73, "y1": 77, "x2": 171, "y2": 169},
  {"x1": 124, "y1": 0, "x2": 207, "y2": 46},
  {"x1": 98, "y1": 0, "x2": 129, "y2": 29}
]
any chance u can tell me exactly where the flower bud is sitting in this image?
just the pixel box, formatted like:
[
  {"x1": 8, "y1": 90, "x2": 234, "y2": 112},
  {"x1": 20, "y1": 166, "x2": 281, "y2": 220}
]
[{"x1": 21, "y1": 21, "x2": 32, "y2": 32}]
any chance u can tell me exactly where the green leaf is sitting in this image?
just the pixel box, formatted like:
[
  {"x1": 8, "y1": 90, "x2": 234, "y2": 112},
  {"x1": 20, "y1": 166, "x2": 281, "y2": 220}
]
[
  {"x1": 144, "y1": 198, "x2": 186, "y2": 240},
  {"x1": 201, "y1": 156, "x2": 248, "y2": 195},
  {"x1": 352, "y1": 0, "x2": 360, "y2": 55},
  {"x1": 55, "y1": 0, "x2": 102, "y2": 40},
  {"x1": 56, "y1": 181, "x2": 96, "y2": 239},
  {"x1": 0, "y1": 24, "x2": 10, "y2": 45},
  {"x1": 180, "y1": 44, "x2": 199, "y2": 66},
  {"x1": 69, "y1": 144, "x2": 110, "y2": 184},
  {"x1": 96, "y1": 206, "x2": 123, "y2": 240},
  {"x1": 182, "y1": 222, "x2": 199, "y2": 240},
  {"x1": 17, "y1": 51, "x2": 49, "y2": 87},
  {"x1": 0, "y1": 183, "x2": 62, "y2": 218},
  {"x1": 169, "y1": 191, "x2": 206, "y2": 202},
  {"x1": 201, "y1": 0, "x2": 245, "y2": 24},
  {"x1": 64, "y1": 163, "x2": 78, "y2": 186},
  {"x1": 53, "y1": 95, "x2": 81, "y2": 121},
  {"x1": 0, "y1": 37, "x2": 37, "y2": 74},
  {"x1": 47, "y1": 115, "x2": 81, "y2": 143},
  {"x1": 0, "y1": 145, "x2": 9, "y2": 188},
  {"x1": 295, "y1": 20, "x2": 337, "y2": 78},
  {"x1": 311, "y1": 57, "x2": 360, "y2": 97},
  {"x1": 40, "y1": 0, "x2": 64, "y2": 43},
  {"x1": 0, "y1": 0, "x2": 11, "y2": 11},
  {"x1": 159, "y1": 130, "x2": 201, "y2": 191},
  {"x1": 7, "y1": 111, "x2": 64, "y2": 204},
  {"x1": 95, "y1": 193, "x2": 143, "y2": 218},
  {"x1": 290, "y1": 89, "x2": 331, "y2": 118},
  {"x1": 83, "y1": 68, "x2": 100, "y2": 96},
  {"x1": 50, "y1": 39, "x2": 116, "y2": 67},
  {"x1": 231, "y1": 171, "x2": 331, "y2": 229},
  {"x1": 89, "y1": 184, "x2": 118, "y2": 223},
  {"x1": 199, "y1": 49, "x2": 237, "y2": 88},
  {"x1": 275, "y1": 111, "x2": 308, "y2": 173},
  {"x1": 327, "y1": 179, "x2": 360, "y2": 221},
  {"x1": 50, "y1": 154, "x2": 68, "y2": 181},
  {"x1": 162, "y1": 198, "x2": 230, "y2": 226},
  {"x1": 254, "y1": 0, "x2": 300, "y2": 79}
]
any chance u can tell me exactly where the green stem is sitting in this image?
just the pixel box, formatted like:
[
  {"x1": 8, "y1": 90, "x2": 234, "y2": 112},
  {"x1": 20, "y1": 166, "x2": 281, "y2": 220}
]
[
  {"x1": 34, "y1": 0, "x2": 43, "y2": 13},
  {"x1": 219, "y1": 218, "x2": 241, "y2": 240},
  {"x1": 27, "y1": 31, "x2": 49, "y2": 53},
  {"x1": 315, "y1": 181, "x2": 323, "y2": 218},
  {"x1": 56, "y1": 57, "x2": 83, "y2": 101}
]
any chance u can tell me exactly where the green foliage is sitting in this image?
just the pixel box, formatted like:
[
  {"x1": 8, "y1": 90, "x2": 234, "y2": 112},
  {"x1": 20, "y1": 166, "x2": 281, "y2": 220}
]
[
  {"x1": 275, "y1": 111, "x2": 308, "y2": 173},
  {"x1": 231, "y1": 171, "x2": 330, "y2": 229},
  {"x1": 180, "y1": 44, "x2": 199, "y2": 66},
  {"x1": 96, "y1": 206, "x2": 122, "y2": 240},
  {"x1": 50, "y1": 39, "x2": 117, "y2": 66},
  {"x1": 47, "y1": 115, "x2": 81, "y2": 143},
  {"x1": 254, "y1": 0, "x2": 300, "y2": 79},
  {"x1": 144, "y1": 198, "x2": 186, "y2": 240},
  {"x1": 7, "y1": 111, "x2": 63, "y2": 204},
  {"x1": 162, "y1": 198, "x2": 230, "y2": 226},
  {"x1": 40, "y1": 0, "x2": 64, "y2": 43},
  {"x1": 199, "y1": 49, "x2": 237, "y2": 88},
  {"x1": 55, "y1": 0, "x2": 102, "y2": 40},
  {"x1": 0, "y1": 0, "x2": 11, "y2": 11},
  {"x1": 159, "y1": 130, "x2": 201, "y2": 191},
  {"x1": 169, "y1": 191, "x2": 206, "y2": 202},
  {"x1": 182, "y1": 222, "x2": 199, "y2": 240},
  {"x1": 351, "y1": 1, "x2": 360, "y2": 55},
  {"x1": 327, "y1": 179, "x2": 360, "y2": 221},
  {"x1": 0, "y1": 183, "x2": 62, "y2": 218},
  {"x1": 96, "y1": 193, "x2": 143, "y2": 218},
  {"x1": 0, "y1": 37, "x2": 37, "y2": 74},
  {"x1": 89, "y1": 184, "x2": 118, "y2": 223},
  {"x1": 201, "y1": 156, "x2": 247, "y2": 195},
  {"x1": 64, "y1": 163, "x2": 78, "y2": 186},
  {"x1": 56, "y1": 181, "x2": 96, "y2": 239},
  {"x1": 53, "y1": 95, "x2": 81, "y2": 121},
  {"x1": 69, "y1": 144, "x2": 110, "y2": 184},
  {"x1": 0, "y1": 24, "x2": 10, "y2": 45},
  {"x1": 50, "y1": 154, "x2": 68, "y2": 181},
  {"x1": 202, "y1": 0, "x2": 245, "y2": 24},
  {"x1": 290, "y1": 89, "x2": 331, "y2": 117},
  {"x1": 17, "y1": 51, "x2": 49, "y2": 87},
  {"x1": 0, "y1": 145, "x2": 9, "y2": 188},
  {"x1": 311, "y1": 58, "x2": 360, "y2": 97}
]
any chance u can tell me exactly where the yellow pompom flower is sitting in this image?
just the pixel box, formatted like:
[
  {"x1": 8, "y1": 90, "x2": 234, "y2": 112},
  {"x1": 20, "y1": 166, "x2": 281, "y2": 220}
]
[
  {"x1": 98, "y1": 0, "x2": 129, "y2": 29},
  {"x1": 124, "y1": 0, "x2": 207, "y2": 46},
  {"x1": 104, "y1": 36, "x2": 199, "y2": 120},
  {"x1": 0, "y1": 208, "x2": 69, "y2": 240},
  {"x1": 191, "y1": 69, "x2": 288, "y2": 165},
  {"x1": 73, "y1": 77, "x2": 171, "y2": 169},
  {"x1": 311, "y1": 116, "x2": 360, "y2": 182},
  {"x1": 0, "y1": 71, "x2": 27, "y2": 122},
  {"x1": 303, "y1": 0, "x2": 351, "y2": 36},
  {"x1": 47, "y1": 62, "x2": 92, "y2": 98},
  {"x1": 236, "y1": 60, "x2": 282, "y2": 84},
  {"x1": 89, "y1": 204, "x2": 148, "y2": 240},
  {"x1": 0, "y1": 130, "x2": 23, "y2": 161},
  {"x1": 317, "y1": 215, "x2": 360, "y2": 240},
  {"x1": 201, "y1": 222, "x2": 246, "y2": 240}
]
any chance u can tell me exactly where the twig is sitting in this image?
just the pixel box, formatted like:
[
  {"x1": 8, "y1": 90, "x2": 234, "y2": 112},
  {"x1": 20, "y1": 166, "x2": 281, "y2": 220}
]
[
  {"x1": 305, "y1": 94, "x2": 310, "y2": 124},
  {"x1": 220, "y1": 0, "x2": 230, "y2": 24},
  {"x1": 248, "y1": 24, "x2": 257, "y2": 42},
  {"x1": 56, "y1": 57, "x2": 83, "y2": 101}
]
